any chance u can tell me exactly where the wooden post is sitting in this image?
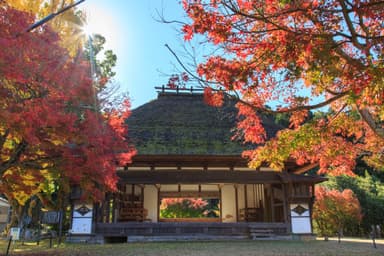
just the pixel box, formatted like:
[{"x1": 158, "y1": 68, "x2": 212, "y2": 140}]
[
  {"x1": 57, "y1": 209, "x2": 64, "y2": 244},
  {"x1": 252, "y1": 184, "x2": 256, "y2": 208},
  {"x1": 105, "y1": 193, "x2": 111, "y2": 223},
  {"x1": 310, "y1": 184, "x2": 315, "y2": 233},
  {"x1": 218, "y1": 184, "x2": 223, "y2": 222},
  {"x1": 244, "y1": 184, "x2": 248, "y2": 209},
  {"x1": 69, "y1": 201, "x2": 74, "y2": 227},
  {"x1": 282, "y1": 184, "x2": 288, "y2": 223},
  {"x1": 49, "y1": 232, "x2": 53, "y2": 248},
  {"x1": 93, "y1": 202, "x2": 99, "y2": 233},
  {"x1": 234, "y1": 184, "x2": 239, "y2": 222},
  {"x1": 111, "y1": 195, "x2": 116, "y2": 223},
  {"x1": 371, "y1": 225, "x2": 377, "y2": 249},
  {"x1": 141, "y1": 185, "x2": 145, "y2": 204},
  {"x1": 5, "y1": 236, "x2": 12, "y2": 256},
  {"x1": 271, "y1": 186, "x2": 275, "y2": 222},
  {"x1": 131, "y1": 185, "x2": 135, "y2": 205},
  {"x1": 156, "y1": 185, "x2": 161, "y2": 222}
]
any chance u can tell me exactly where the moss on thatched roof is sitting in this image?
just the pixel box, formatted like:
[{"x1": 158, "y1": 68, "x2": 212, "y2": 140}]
[{"x1": 126, "y1": 92, "x2": 280, "y2": 156}]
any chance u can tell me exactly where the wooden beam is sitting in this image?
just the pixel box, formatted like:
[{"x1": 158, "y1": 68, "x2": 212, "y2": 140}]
[
  {"x1": 118, "y1": 170, "x2": 326, "y2": 185},
  {"x1": 128, "y1": 155, "x2": 248, "y2": 168},
  {"x1": 159, "y1": 191, "x2": 220, "y2": 198}
]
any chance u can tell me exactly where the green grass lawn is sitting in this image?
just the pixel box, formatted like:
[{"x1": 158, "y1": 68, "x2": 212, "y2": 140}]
[{"x1": 0, "y1": 238, "x2": 383, "y2": 256}]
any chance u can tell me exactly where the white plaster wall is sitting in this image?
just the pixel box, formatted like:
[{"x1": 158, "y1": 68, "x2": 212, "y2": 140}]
[
  {"x1": 144, "y1": 185, "x2": 158, "y2": 222},
  {"x1": 181, "y1": 184, "x2": 198, "y2": 191},
  {"x1": 201, "y1": 184, "x2": 219, "y2": 191},
  {"x1": 0, "y1": 206, "x2": 9, "y2": 222},
  {"x1": 0, "y1": 200, "x2": 9, "y2": 207},
  {"x1": 160, "y1": 185, "x2": 178, "y2": 191},
  {"x1": 125, "y1": 184, "x2": 132, "y2": 193},
  {"x1": 134, "y1": 185, "x2": 142, "y2": 195},
  {"x1": 221, "y1": 185, "x2": 236, "y2": 223},
  {"x1": 246, "y1": 185, "x2": 254, "y2": 207}
]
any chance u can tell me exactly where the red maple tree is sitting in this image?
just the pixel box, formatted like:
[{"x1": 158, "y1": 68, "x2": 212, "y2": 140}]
[
  {"x1": 313, "y1": 186, "x2": 362, "y2": 239},
  {"x1": 178, "y1": 0, "x2": 384, "y2": 175},
  {"x1": 0, "y1": 4, "x2": 135, "y2": 205}
]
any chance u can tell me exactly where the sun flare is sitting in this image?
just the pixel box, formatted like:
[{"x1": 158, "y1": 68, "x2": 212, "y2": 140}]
[
  {"x1": 81, "y1": 3, "x2": 121, "y2": 51},
  {"x1": 81, "y1": 21, "x2": 94, "y2": 37}
]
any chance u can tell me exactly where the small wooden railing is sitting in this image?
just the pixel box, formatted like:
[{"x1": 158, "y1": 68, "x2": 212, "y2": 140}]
[
  {"x1": 118, "y1": 208, "x2": 148, "y2": 222},
  {"x1": 159, "y1": 218, "x2": 220, "y2": 223}
]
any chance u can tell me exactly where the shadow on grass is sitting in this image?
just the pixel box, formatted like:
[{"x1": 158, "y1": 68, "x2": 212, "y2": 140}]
[{"x1": 0, "y1": 238, "x2": 383, "y2": 256}]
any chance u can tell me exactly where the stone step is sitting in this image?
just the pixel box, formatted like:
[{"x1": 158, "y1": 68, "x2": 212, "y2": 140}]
[{"x1": 249, "y1": 228, "x2": 274, "y2": 240}]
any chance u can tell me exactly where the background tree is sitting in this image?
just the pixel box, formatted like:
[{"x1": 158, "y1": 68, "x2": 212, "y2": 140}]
[
  {"x1": 0, "y1": 3, "x2": 135, "y2": 229},
  {"x1": 324, "y1": 172, "x2": 384, "y2": 236},
  {"x1": 313, "y1": 186, "x2": 362, "y2": 240},
  {"x1": 176, "y1": 0, "x2": 384, "y2": 175},
  {"x1": 83, "y1": 34, "x2": 118, "y2": 95},
  {"x1": 8, "y1": 0, "x2": 87, "y2": 56}
]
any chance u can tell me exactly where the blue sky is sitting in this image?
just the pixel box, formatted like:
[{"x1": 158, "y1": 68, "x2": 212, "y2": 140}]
[
  {"x1": 82, "y1": 0, "x2": 186, "y2": 108},
  {"x1": 80, "y1": 0, "x2": 326, "y2": 112}
]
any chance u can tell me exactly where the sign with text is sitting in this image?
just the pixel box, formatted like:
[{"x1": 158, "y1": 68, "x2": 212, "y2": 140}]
[
  {"x1": 10, "y1": 227, "x2": 20, "y2": 240},
  {"x1": 71, "y1": 203, "x2": 93, "y2": 234},
  {"x1": 290, "y1": 203, "x2": 312, "y2": 234}
]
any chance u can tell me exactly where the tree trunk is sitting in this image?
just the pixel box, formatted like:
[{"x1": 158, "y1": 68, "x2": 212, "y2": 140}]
[{"x1": 4, "y1": 200, "x2": 22, "y2": 235}]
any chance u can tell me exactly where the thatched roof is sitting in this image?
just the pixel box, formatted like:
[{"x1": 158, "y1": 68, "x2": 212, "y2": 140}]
[{"x1": 126, "y1": 92, "x2": 281, "y2": 156}]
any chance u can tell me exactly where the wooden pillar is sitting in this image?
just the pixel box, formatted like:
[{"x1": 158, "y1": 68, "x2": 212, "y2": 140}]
[
  {"x1": 131, "y1": 184, "x2": 135, "y2": 205},
  {"x1": 258, "y1": 184, "x2": 264, "y2": 221},
  {"x1": 111, "y1": 193, "x2": 116, "y2": 223},
  {"x1": 244, "y1": 184, "x2": 248, "y2": 210},
  {"x1": 156, "y1": 185, "x2": 160, "y2": 222},
  {"x1": 141, "y1": 185, "x2": 145, "y2": 204},
  {"x1": 218, "y1": 184, "x2": 223, "y2": 222},
  {"x1": 253, "y1": 184, "x2": 257, "y2": 208},
  {"x1": 234, "y1": 184, "x2": 239, "y2": 222},
  {"x1": 93, "y1": 202, "x2": 99, "y2": 223},
  {"x1": 99, "y1": 201, "x2": 104, "y2": 223},
  {"x1": 286, "y1": 185, "x2": 291, "y2": 225},
  {"x1": 310, "y1": 184, "x2": 315, "y2": 232},
  {"x1": 92, "y1": 202, "x2": 97, "y2": 233},
  {"x1": 282, "y1": 183, "x2": 289, "y2": 226},
  {"x1": 69, "y1": 201, "x2": 74, "y2": 226},
  {"x1": 271, "y1": 186, "x2": 275, "y2": 222},
  {"x1": 105, "y1": 193, "x2": 111, "y2": 223}
]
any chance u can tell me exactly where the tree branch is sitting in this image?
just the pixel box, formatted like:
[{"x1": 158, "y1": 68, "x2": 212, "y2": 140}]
[
  {"x1": 357, "y1": 107, "x2": 384, "y2": 138},
  {"x1": 166, "y1": 40, "x2": 350, "y2": 115},
  {"x1": 338, "y1": 0, "x2": 366, "y2": 50},
  {"x1": 0, "y1": 129, "x2": 10, "y2": 150},
  {"x1": 0, "y1": 140, "x2": 28, "y2": 176},
  {"x1": 165, "y1": 43, "x2": 221, "y2": 87}
]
